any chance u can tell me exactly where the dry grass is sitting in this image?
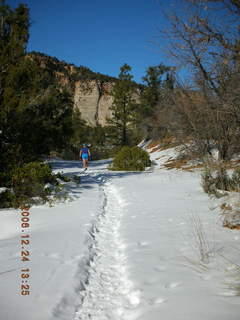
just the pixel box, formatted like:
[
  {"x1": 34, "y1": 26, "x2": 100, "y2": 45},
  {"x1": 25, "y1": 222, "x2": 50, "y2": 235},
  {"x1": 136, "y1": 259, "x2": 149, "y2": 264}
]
[
  {"x1": 164, "y1": 158, "x2": 188, "y2": 170},
  {"x1": 163, "y1": 157, "x2": 203, "y2": 171},
  {"x1": 220, "y1": 254, "x2": 240, "y2": 296},
  {"x1": 146, "y1": 140, "x2": 162, "y2": 149},
  {"x1": 158, "y1": 142, "x2": 180, "y2": 152},
  {"x1": 155, "y1": 155, "x2": 165, "y2": 160},
  {"x1": 206, "y1": 160, "x2": 240, "y2": 171},
  {"x1": 220, "y1": 203, "x2": 232, "y2": 212},
  {"x1": 182, "y1": 164, "x2": 204, "y2": 172},
  {"x1": 164, "y1": 155, "x2": 240, "y2": 172},
  {"x1": 148, "y1": 137, "x2": 240, "y2": 173},
  {"x1": 221, "y1": 201, "x2": 240, "y2": 230},
  {"x1": 149, "y1": 145, "x2": 162, "y2": 153},
  {"x1": 147, "y1": 136, "x2": 180, "y2": 153},
  {"x1": 223, "y1": 212, "x2": 240, "y2": 230}
]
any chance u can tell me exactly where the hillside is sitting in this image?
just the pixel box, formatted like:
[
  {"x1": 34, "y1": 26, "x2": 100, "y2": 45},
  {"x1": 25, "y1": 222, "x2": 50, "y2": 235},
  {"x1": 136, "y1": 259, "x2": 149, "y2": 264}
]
[{"x1": 27, "y1": 52, "x2": 118, "y2": 126}]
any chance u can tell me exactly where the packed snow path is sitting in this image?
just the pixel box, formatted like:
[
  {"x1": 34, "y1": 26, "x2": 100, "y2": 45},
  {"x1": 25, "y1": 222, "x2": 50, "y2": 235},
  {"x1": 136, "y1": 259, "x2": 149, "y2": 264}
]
[
  {"x1": 0, "y1": 157, "x2": 239, "y2": 320},
  {"x1": 74, "y1": 182, "x2": 140, "y2": 320}
]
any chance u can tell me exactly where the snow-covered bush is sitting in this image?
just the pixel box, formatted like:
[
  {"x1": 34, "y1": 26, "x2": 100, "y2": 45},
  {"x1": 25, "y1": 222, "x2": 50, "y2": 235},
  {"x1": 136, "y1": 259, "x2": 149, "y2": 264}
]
[{"x1": 109, "y1": 146, "x2": 151, "y2": 171}]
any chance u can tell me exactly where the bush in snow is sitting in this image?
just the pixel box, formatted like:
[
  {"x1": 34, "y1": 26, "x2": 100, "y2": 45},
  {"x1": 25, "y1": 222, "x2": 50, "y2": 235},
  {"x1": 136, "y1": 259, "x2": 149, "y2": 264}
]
[
  {"x1": 231, "y1": 168, "x2": 240, "y2": 191},
  {"x1": 0, "y1": 162, "x2": 58, "y2": 208},
  {"x1": 201, "y1": 166, "x2": 217, "y2": 195},
  {"x1": 55, "y1": 172, "x2": 71, "y2": 182},
  {"x1": 0, "y1": 190, "x2": 15, "y2": 208},
  {"x1": 109, "y1": 146, "x2": 151, "y2": 171},
  {"x1": 201, "y1": 162, "x2": 240, "y2": 197}
]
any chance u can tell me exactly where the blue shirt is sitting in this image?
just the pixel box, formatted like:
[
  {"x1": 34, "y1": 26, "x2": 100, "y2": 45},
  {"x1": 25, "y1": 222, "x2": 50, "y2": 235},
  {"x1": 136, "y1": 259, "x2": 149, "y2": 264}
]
[{"x1": 81, "y1": 147, "x2": 89, "y2": 154}]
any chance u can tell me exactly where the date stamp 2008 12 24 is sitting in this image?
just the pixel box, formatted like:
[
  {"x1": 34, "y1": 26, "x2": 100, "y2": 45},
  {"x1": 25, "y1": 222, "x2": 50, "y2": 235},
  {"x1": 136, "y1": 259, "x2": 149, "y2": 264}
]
[{"x1": 20, "y1": 206, "x2": 31, "y2": 296}]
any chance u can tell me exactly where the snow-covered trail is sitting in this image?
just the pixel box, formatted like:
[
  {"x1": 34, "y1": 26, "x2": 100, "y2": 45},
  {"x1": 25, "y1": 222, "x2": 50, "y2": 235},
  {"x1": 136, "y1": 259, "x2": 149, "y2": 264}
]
[
  {"x1": 0, "y1": 161, "x2": 111, "y2": 320},
  {"x1": 74, "y1": 162, "x2": 240, "y2": 320},
  {"x1": 0, "y1": 160, "x2": 141, "y2": 320},
  {"x1": 74, "y1": 181, "x2": 140, "y2": 320},
  {"x1": 0, "y1": 157, "x2": 239, "y2": 320},
  {"x1": 73, "y1": 164, "x2": 239, "y2": 320}
]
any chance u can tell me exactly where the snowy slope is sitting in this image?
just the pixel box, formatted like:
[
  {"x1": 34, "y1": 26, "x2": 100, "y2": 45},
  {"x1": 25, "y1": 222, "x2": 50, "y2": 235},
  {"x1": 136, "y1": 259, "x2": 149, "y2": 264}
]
[
  {"x1": 0, "y1": 151, "x2": 239, "y2": 320},
  {"x1": 111, "y1": 170, "x2": 239, "y2": 320}
]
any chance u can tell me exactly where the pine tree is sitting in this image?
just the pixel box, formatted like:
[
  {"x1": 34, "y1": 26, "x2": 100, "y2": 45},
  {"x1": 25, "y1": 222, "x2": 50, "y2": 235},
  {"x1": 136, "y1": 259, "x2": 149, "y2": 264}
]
[
  {"x1": 138, "y1": 64, "x2": 174, "y2": 139},
  {"x1": 0, "y1": 2, "x2": 30, "y2": 172},
  {"x1": 108, "y1": 64, "x2": 137, "y2": 146},
  {"x1": 0, "y1": 1, "x2": 75, "y2": 178},
  {"x1": 140, "y1": 64, "x2": 173, "y2": 117}
]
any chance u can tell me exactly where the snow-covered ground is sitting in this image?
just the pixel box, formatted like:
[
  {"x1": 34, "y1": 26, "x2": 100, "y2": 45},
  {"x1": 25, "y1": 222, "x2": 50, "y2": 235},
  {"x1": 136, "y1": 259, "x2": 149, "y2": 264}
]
[{"x1": 0, "y1": 148, "x2": 239, "y2": 320}]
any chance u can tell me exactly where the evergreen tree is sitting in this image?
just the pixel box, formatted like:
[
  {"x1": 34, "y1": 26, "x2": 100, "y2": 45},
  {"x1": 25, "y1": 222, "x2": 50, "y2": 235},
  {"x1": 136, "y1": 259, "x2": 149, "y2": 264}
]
[
  {"x1": 0, "y1": 1, "x2": 30, "y2": 173},
  {"x1": 0, "y1": 1, "x2": 74, "y2": 182},
  {"x1": 140, "y1": 64, "x2": 173, "y2": 117},
  {"x1": 108, "y1": 64, "x2": 137, "y2": 146},
  {"x1": 138, "y1": 64, "x2": 174, "y2": 139}
]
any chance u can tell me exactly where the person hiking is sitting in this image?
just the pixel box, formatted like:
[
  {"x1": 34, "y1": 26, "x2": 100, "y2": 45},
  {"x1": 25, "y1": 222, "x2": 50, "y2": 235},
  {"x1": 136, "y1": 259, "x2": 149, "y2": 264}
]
[{"x1": 79, "y1": 144, "x2": 91, "y2": 169}]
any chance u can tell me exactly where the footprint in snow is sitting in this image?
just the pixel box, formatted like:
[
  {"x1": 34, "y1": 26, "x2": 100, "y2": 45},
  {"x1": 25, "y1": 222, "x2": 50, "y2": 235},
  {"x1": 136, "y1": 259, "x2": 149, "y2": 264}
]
[
  {"x1": 164, "y1": 282, "x2": 182, "y2": 289},
  {"x1": 64, "y1": 254, "x2": 83, "y2": 265},
  {"x1": 179, "y1": 222, "x2": 186, "y2": 225},
  {"x1": 179, "y1": 246, "x2": 189, "y2": 253},
  {"x1": 41, "y1": 252, "x2": 62, "y2": 260},
  {"x1": 149, "y1": 297, "x2": 167, "y2": 305},
  {"x1": 137, "y1": 241, "x2": 149, "y2": 247},
  {"x1": 218, "y1": 290, "x2": 237, "y2": 297},
  {"x1": 154, "y1": 266, "x2": 167, "y2": 272},
  {"x1": 128, "y1": 290, "x2": 141, "y2": 307},
  {"x1": 200, "y1": 274, "x2": 212, "y2": 281}
]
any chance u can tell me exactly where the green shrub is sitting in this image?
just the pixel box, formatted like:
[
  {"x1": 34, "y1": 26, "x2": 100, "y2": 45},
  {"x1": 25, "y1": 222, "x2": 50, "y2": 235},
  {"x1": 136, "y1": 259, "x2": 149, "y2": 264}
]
[
  {"x1": 90, "y1": 145, "x2": 122, "y2": 160},
  {"x1": 109, "y1": 146, "x2": 151, "y2": 171},
  {"x1": 3, "y1": 162, "x2": 58, "y2": 208},
  {"x1": 55, "y1": 172, "x2": 71, "y2": 182},
  {"x1": 73, "y1": 175, "x2": 81, "y2": 185},
  {"x1": 0, "y1": 190, "x2": 15, "y2": 208}
]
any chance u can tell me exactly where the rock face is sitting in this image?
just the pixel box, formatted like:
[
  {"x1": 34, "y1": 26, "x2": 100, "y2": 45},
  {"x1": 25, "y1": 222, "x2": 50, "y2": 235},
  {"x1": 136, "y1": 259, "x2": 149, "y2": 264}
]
[
  {"x1": 74, "y1": 80, "x2": 113, "y2": 126},
  {"x1": 27, "y1": 52, "x2": 116, "y2": 126}
]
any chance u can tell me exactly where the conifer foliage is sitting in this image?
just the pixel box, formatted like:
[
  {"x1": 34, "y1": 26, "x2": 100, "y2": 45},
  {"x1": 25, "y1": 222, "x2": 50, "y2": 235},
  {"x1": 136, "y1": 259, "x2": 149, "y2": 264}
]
[
  {"x1": 140, "y1": 64, "x2": 173, "y2": 117},
  {"x1": 0, "y1": 1, "x2": 75, "y2": 206},
  {"x1": 138, "y1": 64, "x2": 174, "y2": 139},
  {"x1": 0, "y1": 2, "x2": 74, "y2": 167},
  {"x1": 108, "y1": 64, "x2": 138, "y2": 146}
]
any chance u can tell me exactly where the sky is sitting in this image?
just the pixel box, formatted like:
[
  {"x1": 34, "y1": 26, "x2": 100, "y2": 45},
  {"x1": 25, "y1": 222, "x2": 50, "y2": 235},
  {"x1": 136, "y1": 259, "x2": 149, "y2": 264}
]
[{"x1": 7, "y1": 0, "x2": 179, "y2": 83}]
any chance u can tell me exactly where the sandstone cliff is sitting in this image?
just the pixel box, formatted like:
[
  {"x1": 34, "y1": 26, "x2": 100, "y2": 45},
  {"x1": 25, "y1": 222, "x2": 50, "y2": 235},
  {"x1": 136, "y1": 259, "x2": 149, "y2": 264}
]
[
  {"x1": 28, "y1": 52, "x2": 116, "y2": 126},
  {"x1": 74, "y1": 80, "x2": 113, "y2": 126}
]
